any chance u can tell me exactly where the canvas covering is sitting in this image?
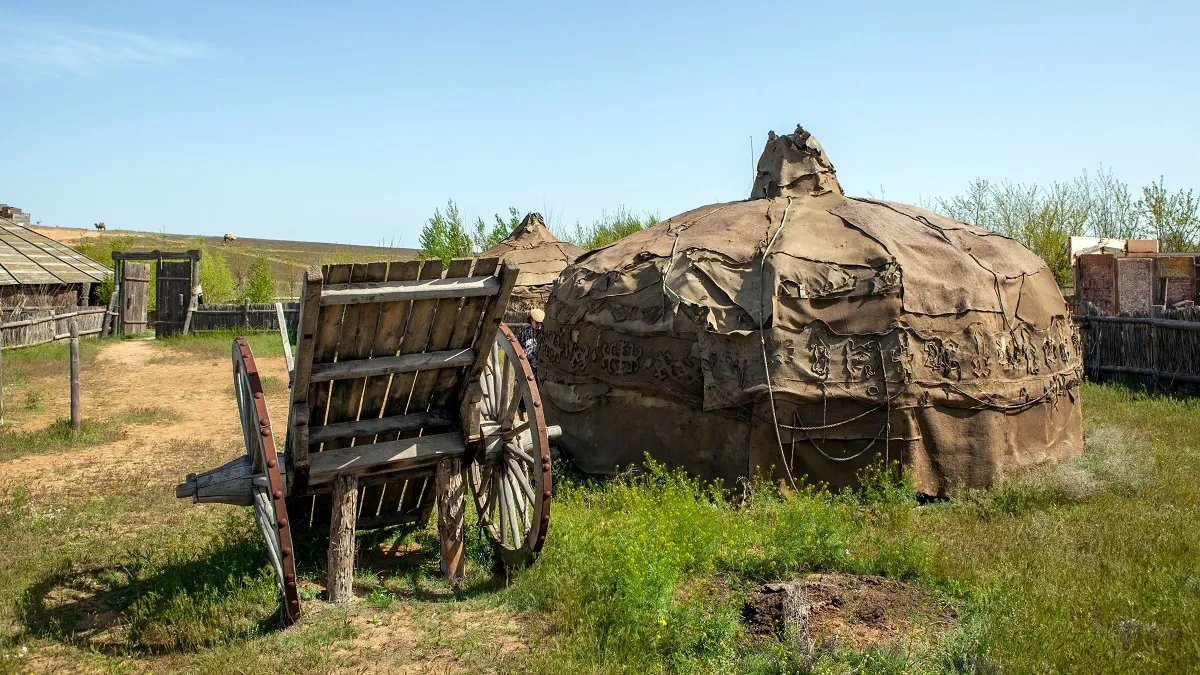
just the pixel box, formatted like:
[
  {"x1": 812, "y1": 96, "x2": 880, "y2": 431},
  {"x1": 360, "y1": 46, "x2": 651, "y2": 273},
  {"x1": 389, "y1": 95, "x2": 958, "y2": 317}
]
[
  {"x1": 539, "y1": 126, "x2": 1084, "y2": 495},
  {"x1": 482, "y1": 212, "x2": 586, "y2": 321}
]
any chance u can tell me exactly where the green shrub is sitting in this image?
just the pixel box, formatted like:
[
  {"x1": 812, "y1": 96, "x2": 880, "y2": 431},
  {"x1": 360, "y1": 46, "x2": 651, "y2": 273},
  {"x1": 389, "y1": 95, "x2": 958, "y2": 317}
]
[{"x1": 243, "y1": 257, "x2": 275, "y2": 303}]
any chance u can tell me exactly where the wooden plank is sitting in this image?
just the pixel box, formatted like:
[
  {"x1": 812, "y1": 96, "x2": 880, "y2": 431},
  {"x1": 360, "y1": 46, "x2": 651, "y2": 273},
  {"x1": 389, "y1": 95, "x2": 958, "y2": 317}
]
[
  {"x1": 433, "y1": 257, "x2": 498, "y2": 410},
  {"x1": 304, "y1": 263, "x2": 353, "y2": 527},
  {"x1": 310, "y1": 410, "x2": 452, "y2": 445},
  {"x1": 354, "y1": 260, "x2": 422, "y2": 518},
  {"x1": 287, "y1": 268, "x2": 324, "y2": 484},
  {"x1": 374, "y1": 259, "x2": 444, "y2": 518},
  {"x1": 319, "y1": 275, "x2": 500, "y2": 305},
  {"x1": 400, "y1": 258, "x2": 474, "y2": 523},
  {"x1": 403, "y1": 258, "x2": 474, "y2": 431},
  {"x1": 308, "y1": 348, "x2": 476, "y2": 383},
  {"x1": 319, "y1": 263, "x2": 380, "y2": 455},
  {"x1": 306, "y1": 432, "x2": 466, "y2": 484},
  {"x1": 456, "y1": 260, "x2": 520, "y2": 409},
  {"x1": 326, "y1": 474, "x2": 358, "y2": 603},
  {"x1": 436, "y1": 458, "x2": 466, "y2": 582}
]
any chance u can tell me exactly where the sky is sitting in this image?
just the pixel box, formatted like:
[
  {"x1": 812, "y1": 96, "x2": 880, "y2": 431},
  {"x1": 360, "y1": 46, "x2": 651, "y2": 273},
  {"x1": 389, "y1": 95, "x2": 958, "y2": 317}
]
[{"x1": 1, "y1": 1, "x2": 1197, "y2": 247}]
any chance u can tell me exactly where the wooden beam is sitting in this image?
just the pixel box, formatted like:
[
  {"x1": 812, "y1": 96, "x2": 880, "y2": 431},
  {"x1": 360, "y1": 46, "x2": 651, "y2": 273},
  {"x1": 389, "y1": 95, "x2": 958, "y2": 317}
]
[
  {"x1": 309, "y1": 410, "x2": 452, "y2": 445},
  {"x1": 111, "y1": 249, "x2": 201, "y2": 262},
  {"x1": 436, "y1": 458, "x2": 466, "y2": 582},
  {"x1": 287, "y1": 266, "x2": 324, "y2": 482},
  {"x1": 306, "y1": 432, "x2": 466, "y2": 485},
  {"x1": 1073, "y1": 314, "x2": 1200, "y2": 331},
  {"x1": 326, "y1": 474, "x2": 358, "y2": 603},
  {"x1": 319, "y1": 275, "x2": 500, "y2": 306},
  {"x1": 308, "y1": 348, "x2": 475, "y2": 383}
]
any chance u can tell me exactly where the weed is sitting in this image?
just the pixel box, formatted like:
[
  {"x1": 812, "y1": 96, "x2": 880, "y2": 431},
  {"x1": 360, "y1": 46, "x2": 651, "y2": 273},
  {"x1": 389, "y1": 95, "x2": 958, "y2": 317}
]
[{"x1": 22, "y1": 392, "x2": 42, "y2": 412}]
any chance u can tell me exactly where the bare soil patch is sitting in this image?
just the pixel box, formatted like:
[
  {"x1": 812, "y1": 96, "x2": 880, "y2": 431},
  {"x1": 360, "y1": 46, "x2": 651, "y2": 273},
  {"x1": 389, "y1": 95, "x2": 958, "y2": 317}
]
[{"x1": 744, "y1": 572, "x2": 956, "y2": 649}]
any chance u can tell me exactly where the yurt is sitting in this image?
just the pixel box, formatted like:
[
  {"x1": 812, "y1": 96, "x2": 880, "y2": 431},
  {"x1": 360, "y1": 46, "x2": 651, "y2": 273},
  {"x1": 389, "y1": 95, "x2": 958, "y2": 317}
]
[
  {"x1": 481, "y1": 212, "x2": 586, "y2": 322},
  {"x1": 538, "y1": 126, "x2": 1083, "y2": 495}
]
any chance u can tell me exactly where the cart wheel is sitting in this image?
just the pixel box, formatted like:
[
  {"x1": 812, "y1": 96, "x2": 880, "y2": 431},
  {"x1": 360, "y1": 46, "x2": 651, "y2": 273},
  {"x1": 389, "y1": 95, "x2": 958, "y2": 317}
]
[
  {"x1": 233, "y1": 337, "x2": 301, "y2": 624},
  {"x1": 468, "y1": 324, "x2": 552, "y2": 567}
]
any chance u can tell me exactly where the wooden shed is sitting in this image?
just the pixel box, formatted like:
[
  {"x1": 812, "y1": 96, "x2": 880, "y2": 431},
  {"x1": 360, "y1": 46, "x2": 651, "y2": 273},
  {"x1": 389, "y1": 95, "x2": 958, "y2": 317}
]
[{"x1": 0, "y1": 216, "x2": 110, "y2": 312}]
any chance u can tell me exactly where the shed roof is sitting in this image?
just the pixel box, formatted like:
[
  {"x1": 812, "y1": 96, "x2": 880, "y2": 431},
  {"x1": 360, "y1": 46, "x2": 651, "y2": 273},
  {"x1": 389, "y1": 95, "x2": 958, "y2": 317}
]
[{"x1": 0, "y1": 217, "x2": 111, "y2": 285}]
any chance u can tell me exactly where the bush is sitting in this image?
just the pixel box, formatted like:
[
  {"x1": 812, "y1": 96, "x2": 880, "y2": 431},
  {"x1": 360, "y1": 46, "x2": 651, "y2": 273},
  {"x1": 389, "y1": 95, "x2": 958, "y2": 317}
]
[
  {"x1": 562, "y1": 206, "x2": 658, "y2": 250},
  {"x1": 243, "y1": 257, "x2": 274, "y2": 303},
  {"x1": 191, "y1": 238, "x2": 236, "y2": 302}
]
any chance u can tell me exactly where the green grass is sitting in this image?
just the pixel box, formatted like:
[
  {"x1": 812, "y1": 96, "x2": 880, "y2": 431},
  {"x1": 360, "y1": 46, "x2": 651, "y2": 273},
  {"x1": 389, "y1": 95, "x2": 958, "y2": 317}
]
[
  {"x1": 0, "y1": 382, "x2": 1198, "y2": 673},
  {"x1": 155, "y1": 329, "x2": 292, "y2": 361},
  {"x1": 0, "y1": 419, "x2": 124, "y2": 460},
  {"x1": 0, "y1": 336, "x2": 111, "y2": 386}
]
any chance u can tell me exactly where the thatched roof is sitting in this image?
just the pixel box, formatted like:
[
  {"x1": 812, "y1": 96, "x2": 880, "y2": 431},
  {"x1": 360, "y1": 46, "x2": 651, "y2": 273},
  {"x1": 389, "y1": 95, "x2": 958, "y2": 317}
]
[
  {"x1": 481, "y1": 213, "x2": 585, "y2": 288},
  {"x1": 0, "y1": 217, "x2": 109, "y2": 286}
]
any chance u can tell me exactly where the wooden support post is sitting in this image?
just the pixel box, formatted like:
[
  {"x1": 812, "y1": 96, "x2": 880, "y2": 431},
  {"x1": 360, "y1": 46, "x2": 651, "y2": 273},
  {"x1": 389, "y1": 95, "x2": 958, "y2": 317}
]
[
  {"x1": 0, "y1": 330, "x2": 5, "y2": 425},
  {"x1": 326, "y1": 473, "x2": 358, "y2": 602},
  {"x1": 436, "y1": 458, "x2": 466, "y2": 582},
  {"x1": 276, "y1": 302, "x2": 294, "y2": 377},
  {"x1": 69, "y1": 321, "x2": 80, "y2": 432},
  {"x1": 243, "y1": 298, "x2": 251, "y2": 331}
]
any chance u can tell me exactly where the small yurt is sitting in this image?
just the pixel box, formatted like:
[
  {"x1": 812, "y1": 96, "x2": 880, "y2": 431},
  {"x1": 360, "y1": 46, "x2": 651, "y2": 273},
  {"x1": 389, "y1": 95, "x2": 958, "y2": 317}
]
[
  {"x1": 538, "y1": 126, "x2": 1083, "y2": 495},
  {"x1": 481, "y1": 213, "x2": 586, "y2": 322}
]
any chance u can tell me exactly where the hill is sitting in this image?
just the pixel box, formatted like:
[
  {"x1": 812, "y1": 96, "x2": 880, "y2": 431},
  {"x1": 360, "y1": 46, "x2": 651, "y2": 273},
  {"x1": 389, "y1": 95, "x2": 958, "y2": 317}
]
[{"x1": 34, "y1": 226, "x2": 419, "y2": 298}]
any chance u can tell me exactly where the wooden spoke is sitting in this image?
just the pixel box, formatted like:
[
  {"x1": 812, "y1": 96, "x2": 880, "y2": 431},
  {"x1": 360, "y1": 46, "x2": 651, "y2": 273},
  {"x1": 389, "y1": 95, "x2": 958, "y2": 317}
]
[
  {"x1": 506, "y1": 454, "x2": 536, "y2": 504},
  {"x1": 465, "y1": 325, "x2": 552, "y2": 567},
  {"x1": 501, "y1": 421, "x2": 530, "y2": 440}
]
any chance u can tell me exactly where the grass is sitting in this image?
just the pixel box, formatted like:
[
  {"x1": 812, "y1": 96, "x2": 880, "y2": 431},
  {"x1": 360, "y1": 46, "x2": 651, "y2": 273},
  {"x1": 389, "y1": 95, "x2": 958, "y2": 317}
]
[
  {"x1": 0, "y1": 381, "x2": 1198, "y2": 673},
  {"x1": 156, "y1": 329, "x2": 292, "y2": 361},
  {"x1": 0, "y1": 419, "x2": 124, "y2": 460}
]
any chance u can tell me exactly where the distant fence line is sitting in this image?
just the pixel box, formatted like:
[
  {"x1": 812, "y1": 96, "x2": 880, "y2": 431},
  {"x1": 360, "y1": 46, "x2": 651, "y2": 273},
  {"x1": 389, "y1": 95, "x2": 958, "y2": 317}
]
[
  {"x1": 187, "y1": 300, "x2": 299, "y2": 334},
  {"x1": 1076, "y1": 309, "x2": 1200, "y2": 393},
  {"x1": 0, "y1": 307, "x2": 106, "y2": 349}
]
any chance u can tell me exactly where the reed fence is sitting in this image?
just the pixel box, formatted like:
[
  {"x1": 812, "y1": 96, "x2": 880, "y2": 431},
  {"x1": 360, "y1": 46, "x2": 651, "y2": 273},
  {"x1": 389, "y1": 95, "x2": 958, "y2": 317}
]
[
  {"x1": 1076, "y1": 306, "x2": 1200, "y2": 393},
  {"x1": 0, "y1": 307, "x2": 107, "y2": 349}
]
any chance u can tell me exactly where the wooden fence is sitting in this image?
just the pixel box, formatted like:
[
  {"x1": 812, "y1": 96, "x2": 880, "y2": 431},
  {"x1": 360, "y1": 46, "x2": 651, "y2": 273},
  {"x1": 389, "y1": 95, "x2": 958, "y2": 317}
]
[
  {"x1": 188, "y1": 301, "x2": 299, "y2": 334},
  {"x1": 0, "y1": 307, "x2": 107, "y2": 349},
  {"x1": 1076, "y1": 308, "x2": 1200, "y2": 392}
]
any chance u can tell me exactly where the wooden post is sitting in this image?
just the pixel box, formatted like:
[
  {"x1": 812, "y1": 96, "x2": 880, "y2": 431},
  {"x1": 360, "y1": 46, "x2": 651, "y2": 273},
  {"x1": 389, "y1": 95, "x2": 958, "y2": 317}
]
[
  {"x1": 243, "y1": 297, "x2": 251, "y2": 331},
  {"x1": 69, "y1": 320, "x2": 80, "y2": 432},
  {"x1": 275, "y1": 302, "x2": 294, "y2": 378},
  {"x1": 0, "y1": 330, "x2": 5, "y2": 426},
  {"x1": 436, "y1": 458, "x2": 466, "y2": 582},
  {"x1": 326, "y1": 473, "x2": 358, "y2": 602}
]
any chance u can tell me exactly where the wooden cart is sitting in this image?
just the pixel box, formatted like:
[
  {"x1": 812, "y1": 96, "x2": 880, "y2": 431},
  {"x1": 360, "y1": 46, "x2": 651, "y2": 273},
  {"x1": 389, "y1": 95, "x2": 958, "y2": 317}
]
[{"x1": 176, "y1": 258, "x2": 555, "y2": 623}]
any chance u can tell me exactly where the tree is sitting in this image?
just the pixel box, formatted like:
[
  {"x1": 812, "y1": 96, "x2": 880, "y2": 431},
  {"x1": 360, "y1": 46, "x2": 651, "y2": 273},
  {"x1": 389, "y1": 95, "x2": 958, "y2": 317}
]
[
  {"x1": 191, "y1": 238, "x2": 236, "y2": 302},
  {"x1": 474, "y1": 206, "x2": 519, "y2": 252},
  {"x1": 1142, "y1": 178, "x2": 1199, "y2": 253},
  {"x1": 244, "y1": 257, "x2": 275, "y2": 303},
  {"x1": 419, "y1": 200, "x2": 472, "y2": 265},
  {"x1": 563, "y1": 207, "x2": 659, "y2": 250}
]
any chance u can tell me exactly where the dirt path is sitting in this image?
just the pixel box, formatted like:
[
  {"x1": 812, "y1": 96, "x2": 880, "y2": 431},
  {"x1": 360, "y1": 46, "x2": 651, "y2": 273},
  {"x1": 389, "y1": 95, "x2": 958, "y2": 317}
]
[{"x1": 0, "y1": 339, "x2": 291, "y2": 494}]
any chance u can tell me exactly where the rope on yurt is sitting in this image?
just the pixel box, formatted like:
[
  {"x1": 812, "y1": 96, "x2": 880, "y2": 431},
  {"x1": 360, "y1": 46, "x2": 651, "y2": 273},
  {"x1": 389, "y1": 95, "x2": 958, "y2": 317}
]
[{"x1": 758, "y1": 196, "x2": 797, "y2": 490}]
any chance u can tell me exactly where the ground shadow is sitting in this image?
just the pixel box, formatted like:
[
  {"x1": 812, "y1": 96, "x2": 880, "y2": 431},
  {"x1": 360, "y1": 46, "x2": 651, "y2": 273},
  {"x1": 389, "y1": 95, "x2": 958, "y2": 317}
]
[{"x1": 18, "y1": 537, "x2": 282, "y2": 655}]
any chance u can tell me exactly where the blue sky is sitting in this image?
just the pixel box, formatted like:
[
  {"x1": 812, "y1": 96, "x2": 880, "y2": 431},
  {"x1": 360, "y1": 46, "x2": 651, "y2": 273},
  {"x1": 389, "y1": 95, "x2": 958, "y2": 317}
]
[{"x1": 1, "y1": 1, "x2": 1196, "y2": 246}]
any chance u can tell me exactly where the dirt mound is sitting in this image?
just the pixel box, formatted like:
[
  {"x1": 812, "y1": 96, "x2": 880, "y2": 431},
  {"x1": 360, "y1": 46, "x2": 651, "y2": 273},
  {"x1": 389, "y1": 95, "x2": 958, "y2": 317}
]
[{"x1": 743, "y1": 572, "x2": 956, "y2": 649}]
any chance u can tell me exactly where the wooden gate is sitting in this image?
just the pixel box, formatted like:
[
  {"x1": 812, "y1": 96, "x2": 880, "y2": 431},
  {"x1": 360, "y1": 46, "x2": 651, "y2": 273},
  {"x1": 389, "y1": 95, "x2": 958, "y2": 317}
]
[
  {"x1": 155, "y1": 260, "x2": 193, "y2": 337},
  {"x1": 121, "y1": 263, "x2": 150, "y2": 334}
]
